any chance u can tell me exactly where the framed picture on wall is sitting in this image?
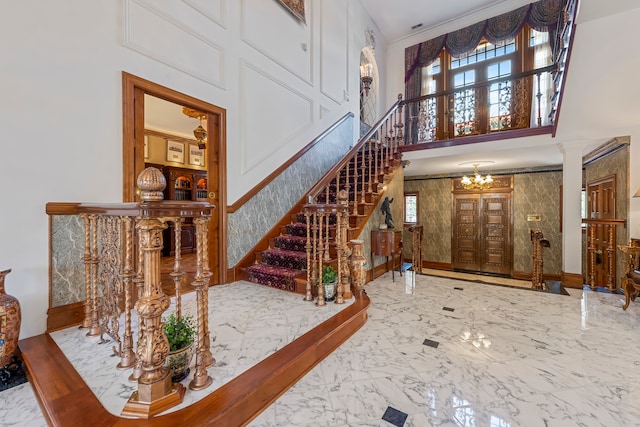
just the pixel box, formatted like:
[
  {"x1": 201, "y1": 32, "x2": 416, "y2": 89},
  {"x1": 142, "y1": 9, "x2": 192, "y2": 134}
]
[
  {"x1": 189, "y1": 145, "x2": 204, "y2": 166},
  {"x1": 277, "y1": 0, "x2": 306, "y2": 24},
  {"x1": 167, "y1": 140, "x2": 184, "y2": 163}
]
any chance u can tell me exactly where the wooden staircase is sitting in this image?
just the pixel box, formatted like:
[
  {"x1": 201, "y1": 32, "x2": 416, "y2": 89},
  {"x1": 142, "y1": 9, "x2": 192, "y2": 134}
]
[{"x1": 240, "y1": 96, "x2": 405, "y2": 292}]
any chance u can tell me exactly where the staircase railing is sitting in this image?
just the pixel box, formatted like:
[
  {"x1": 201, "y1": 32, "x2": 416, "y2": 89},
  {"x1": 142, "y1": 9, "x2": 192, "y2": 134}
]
[
  {"x1": 307, "y1": 94, "x2": 404, "y2": 211},
  {"x1": 302, "y1": 95, "x2": 405, "y2": 296},
  {"x1": 46, "y1": 168, "x2": 216, "y2": 418}
]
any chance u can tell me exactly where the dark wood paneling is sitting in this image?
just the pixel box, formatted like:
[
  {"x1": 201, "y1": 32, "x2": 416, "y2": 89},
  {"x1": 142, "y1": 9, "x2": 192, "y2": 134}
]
[{"x1": 46, "y1": 302, "x2": 84, "y2": 333}]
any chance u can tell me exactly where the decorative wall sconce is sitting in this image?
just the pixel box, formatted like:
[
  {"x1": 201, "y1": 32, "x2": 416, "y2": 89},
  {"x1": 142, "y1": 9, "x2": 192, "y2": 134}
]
[
  {"x1": 183, "y1": 107, "x2": 207, "y2": 149},
  {"x1": 360, "y1": 63, "x2": 373, "y2": 96}
]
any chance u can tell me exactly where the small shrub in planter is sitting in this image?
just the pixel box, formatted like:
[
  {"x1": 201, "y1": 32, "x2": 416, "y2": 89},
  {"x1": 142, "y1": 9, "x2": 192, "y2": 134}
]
[{"x1": 163, "y1": 313, "x2": 196, "y2": 382}]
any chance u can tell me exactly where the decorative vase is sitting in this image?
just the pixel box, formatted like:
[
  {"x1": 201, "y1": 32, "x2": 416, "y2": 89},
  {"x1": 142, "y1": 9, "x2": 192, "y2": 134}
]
[
  {"x1": 0, "y1": 269, "x2": 21, "y2": 368},
  {"x1": 165, "y1": 343, "x2": 194, "y2": 382}
]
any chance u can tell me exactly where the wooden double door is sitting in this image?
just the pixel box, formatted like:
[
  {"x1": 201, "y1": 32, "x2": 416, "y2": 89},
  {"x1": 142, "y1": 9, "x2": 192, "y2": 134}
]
[{"x1": 452, "y1": 179, "x2": 513, "y2": 275}]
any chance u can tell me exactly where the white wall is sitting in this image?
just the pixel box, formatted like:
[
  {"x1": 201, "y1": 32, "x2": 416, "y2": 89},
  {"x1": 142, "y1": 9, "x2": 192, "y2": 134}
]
[{"x1": 0, "y1": 0, "x2": 385, "y2": 338}]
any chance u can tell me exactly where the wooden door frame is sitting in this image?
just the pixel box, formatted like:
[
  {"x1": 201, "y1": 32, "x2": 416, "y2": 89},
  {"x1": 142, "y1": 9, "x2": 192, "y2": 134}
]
[{"x1": 122, "y1": 71, "x2": 228, "y2": 284}]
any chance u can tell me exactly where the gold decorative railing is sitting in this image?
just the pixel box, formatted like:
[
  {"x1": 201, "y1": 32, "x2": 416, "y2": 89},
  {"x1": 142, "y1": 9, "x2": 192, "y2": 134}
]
[
  {"x1": 67, "y1": 168, "x2": 216, "y2": 418},
  {"x1": 307, "y1": 95, "x2": 404, "y2": 212},
  {"x1": 402, "y1": 65, "x2": 555, "y2": 147},
  {"x1": 583, "y1": 218, "x2": 626, "y2": 291},
  {"x1": 303, "y1": 191, "x2": 351, "y2": 305},
  {"x1": 303, "y1": 96, "x2": 405, "y2": 292}
]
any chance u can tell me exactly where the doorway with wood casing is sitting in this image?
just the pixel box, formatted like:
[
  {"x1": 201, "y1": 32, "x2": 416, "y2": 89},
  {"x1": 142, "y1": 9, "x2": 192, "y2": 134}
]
[
  {"x1": 451, "y1": 175, "x2": 514, "y2": 276},
  {"x1": 121, "y1": 72, "x2": 228, "y2": 285}
]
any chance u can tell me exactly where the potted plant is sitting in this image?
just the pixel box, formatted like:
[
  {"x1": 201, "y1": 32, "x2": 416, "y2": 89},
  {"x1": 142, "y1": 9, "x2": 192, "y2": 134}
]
[
  {"x1": 163, "y1": 312, "x2": 196, "y2": 382},
  {"x1": 320, "y1": 265, "x2": 338, "y2": 302}
]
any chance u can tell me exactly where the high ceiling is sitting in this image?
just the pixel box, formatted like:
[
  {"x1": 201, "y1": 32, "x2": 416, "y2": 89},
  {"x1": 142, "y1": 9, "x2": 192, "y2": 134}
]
[{"x1": 144, "y1": 0, "x2": 621, "y2": 179}]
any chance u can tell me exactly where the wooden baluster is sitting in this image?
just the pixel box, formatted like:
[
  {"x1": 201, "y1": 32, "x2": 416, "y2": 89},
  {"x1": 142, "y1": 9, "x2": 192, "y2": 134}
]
[
  {"x1": 324, "y1": 209, "x2": 331, "y2": 262},
  {"x1": 170, "y1": 218, "x2": 184, "y2": 319},
  {"x1": 189, "y1": 216, "x2": 213, "y2": 391},
  {"x1": 607, "y1": 224, "x2": 615, "y2": 291},
  {"x1": 122, "y1": 217, "x2": 184, "y2": 418},
  {"x1": 589, "y1": 224, "x2": 596, "y2": 290},
  {"x1": 117, "y1": 216, "x2": 136, "y2": 369},
  {"x1": 360, "y1": 148, "x2": 366, "y2": 205},
  {"x1": 87, "y1": 214, "x2": 101, "y2": 337},
  {"x1": 129, "y1": 228, "x2": 145, "y2": 382},
  {"x1": 304, "y1": 210, "x2": 313, "y2": 301},
  {"x1": 396, "y1": 94, "x2": 404, "y2": 152},
  {"x1": 352, "y1": 158, "x2": 359, "y2": 216},
  {"x1": 367, "y1": 140, "x2": 374, "y2": 193},
  {"x1": 325, "y1": 183, "x2": 330, "y2": 205},
  {"x1": 80, "y1": 214, "x2": 93, "y2": 329},
  {"x1": 385, "y1": 120, "x2": 391, "y2": 169},
  {"x1": 316, "y1": 210, "x2": 326, "y2": 306},
  {"x1": 374, "y1": 139, "x2": 380, "y2": 190},
  {"x1": 311, "y1": 210, "x2": 318, "y2": 298}
]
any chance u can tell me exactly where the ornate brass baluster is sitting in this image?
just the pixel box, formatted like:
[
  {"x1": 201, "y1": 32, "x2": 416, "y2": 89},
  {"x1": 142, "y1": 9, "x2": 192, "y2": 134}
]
[
  {"x1": 129, "y1": 229, "x2": 145, "y2": 382},
  {"x1": 316, "y1": 210, "x2": 326, "y2": 307},
  {"x1": 80, "y1": 213, "x2": 92, "y2": 329},
  {"x1": 189, "y1": 216, "x2": 213, "y2": 391},
  {"x1": 87, "y1": 214, "x2": 101, "y2": 337},
  {"x1": 304, "y1": 210, "x2": 314, "y2": 301},
  {"x1": 117, "y1": 216, "x2": 136, "y2": 369},
  {"x1": 169, "y1": 217, "x2": 184, "y2": 319}
]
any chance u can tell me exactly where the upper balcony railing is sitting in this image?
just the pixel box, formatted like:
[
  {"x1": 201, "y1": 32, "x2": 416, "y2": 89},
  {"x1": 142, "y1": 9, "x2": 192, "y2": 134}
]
[{"x1": 402, "y1": 65, "x2": 555, "y2": 149}]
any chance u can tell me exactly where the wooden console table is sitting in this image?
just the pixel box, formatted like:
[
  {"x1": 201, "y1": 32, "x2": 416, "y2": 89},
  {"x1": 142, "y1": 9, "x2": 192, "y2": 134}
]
[{"x1": 371, "y1": 229, "x2": 402, "y2": 280}]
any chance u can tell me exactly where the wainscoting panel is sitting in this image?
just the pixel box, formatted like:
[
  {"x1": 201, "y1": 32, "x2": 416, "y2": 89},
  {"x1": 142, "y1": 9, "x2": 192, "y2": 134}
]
[
  {"x1": 239, "y1": 61, "x2": 313, "y2": 174},
  {"x1": 183, "y1": 0, "x2": 226, "y2": 28},
  {"x1": 320, "y1": 0, "x2": 348, "y2": 104},
  {"x1": 50, "y1": 215, "x2": 86, "y2": 308},
  {"x1": 240, "y1": 0, "x2": 312, "y2": 85},
  {"x1": 123, "y1": 0, "x2": 225, "y2": 88},
  {"x1": 227, "y1": 116, "x2": 354, "y2": 267}
]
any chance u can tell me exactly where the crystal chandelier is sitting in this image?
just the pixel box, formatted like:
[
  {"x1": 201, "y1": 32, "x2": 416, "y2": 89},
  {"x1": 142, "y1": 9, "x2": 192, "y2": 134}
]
[{"x1": 461, "y1": 163, "x2": 493, "y2": 190}]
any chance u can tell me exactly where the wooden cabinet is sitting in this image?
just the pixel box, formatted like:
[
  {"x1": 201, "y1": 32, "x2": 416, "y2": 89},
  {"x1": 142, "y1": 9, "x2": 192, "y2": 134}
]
[
  {"x1": 144, "y1": 164, "x2": 208, "y2": 256},
  {"x1": 371, "y1": 230, "x2": 402, "y2": 279}
]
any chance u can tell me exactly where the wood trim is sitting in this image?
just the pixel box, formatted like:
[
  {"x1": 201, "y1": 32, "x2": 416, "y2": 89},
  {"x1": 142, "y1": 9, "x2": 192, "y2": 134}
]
[
  {"x1": 46, "y1": 302, "x2": 84, "y2": 333},
  {"x1": 227, "y1": 113, "x2": 354, "y2": 213},
  {"x1": 423, "y1": 261, "x2": 452, "y2": 271},
  {"x1": 121, "y1": 71, "x2": 228, "y2": 285},
  {"x1": 400, "y1": 126, "x2": 552, "y2": 153},
  {"x1": 512, "y1": 270, "x2": 561, "y2": 282},
  {"x1": 20, "y1": 289, "x2": 370, "y2": 426},
  {"x1": 561, "y1": 271, "x2": 584, "y2": 288}
]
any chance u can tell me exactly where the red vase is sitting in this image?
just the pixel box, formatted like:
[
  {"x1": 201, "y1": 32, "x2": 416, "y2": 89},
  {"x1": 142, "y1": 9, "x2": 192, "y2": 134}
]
[{"x1": 0, "y1": 269, "x2": 21, "y2": 367}]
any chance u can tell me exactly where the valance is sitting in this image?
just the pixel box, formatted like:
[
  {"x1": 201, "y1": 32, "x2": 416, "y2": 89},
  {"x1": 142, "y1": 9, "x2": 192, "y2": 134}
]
[{"x1": 405, "y1": 0, "x2": 565, "y2": 82}]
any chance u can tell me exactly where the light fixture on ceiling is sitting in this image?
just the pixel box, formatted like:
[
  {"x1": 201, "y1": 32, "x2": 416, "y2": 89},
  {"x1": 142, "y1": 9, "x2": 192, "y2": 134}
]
[
  {"x1": 461, "y1": 163, "x2": 493, "y2": 190},
  {"x1": 183, "y1": 107, "x2": 207, "y2": 149},
  {"x1": 360, "y1": 63, "x2": 373, "y2": 96}
]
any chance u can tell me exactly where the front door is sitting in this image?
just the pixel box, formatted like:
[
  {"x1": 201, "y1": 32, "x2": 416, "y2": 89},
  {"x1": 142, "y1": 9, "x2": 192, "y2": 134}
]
[{"x1": 452, "y1": 176, "x2": 513, "y2": 276}]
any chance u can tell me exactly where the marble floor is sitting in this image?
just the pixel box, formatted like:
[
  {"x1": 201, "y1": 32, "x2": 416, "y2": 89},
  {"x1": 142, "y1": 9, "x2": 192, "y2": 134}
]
[{"x1": 4, "y1": 272, "x2": 640, "y2": 426}]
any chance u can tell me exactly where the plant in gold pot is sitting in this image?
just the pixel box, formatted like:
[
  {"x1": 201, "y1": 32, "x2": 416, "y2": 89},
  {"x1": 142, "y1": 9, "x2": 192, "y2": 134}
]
[{"x1": 163, "y1": 312, "x2": 196, "y2": 382}]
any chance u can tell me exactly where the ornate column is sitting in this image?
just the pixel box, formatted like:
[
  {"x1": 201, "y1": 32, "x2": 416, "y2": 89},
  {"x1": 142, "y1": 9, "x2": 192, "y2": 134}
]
[{"x1": 350, "y1": 240, "x2": 366, "y2": 291}]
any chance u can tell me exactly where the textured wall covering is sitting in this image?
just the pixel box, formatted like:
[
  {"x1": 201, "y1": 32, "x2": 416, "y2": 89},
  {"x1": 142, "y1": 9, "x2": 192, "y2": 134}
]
[
  {"x1": 513, "y1": 171, "x2": 562, "y2": 275},
  {"x1": 356, "y1": 167, "x2": 405, "y2": 271},
  {"x1": 50, "y1": 215, "x2": 86, "y2": 307},
  {"x1": 227, "y1": 117, "x2": 354, "y2": 267},
  {"x1": 584, "y1": 141, "x2": 629, "y2": 287},
  {"x1": 403, "y1": 178, "x2": 452, "y2": 264}
]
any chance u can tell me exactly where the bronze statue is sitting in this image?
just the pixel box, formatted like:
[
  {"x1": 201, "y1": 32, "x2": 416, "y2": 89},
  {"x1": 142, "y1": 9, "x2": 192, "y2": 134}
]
[{"x1": 381, "y1": 197, "x2": 394, "y2": 229}]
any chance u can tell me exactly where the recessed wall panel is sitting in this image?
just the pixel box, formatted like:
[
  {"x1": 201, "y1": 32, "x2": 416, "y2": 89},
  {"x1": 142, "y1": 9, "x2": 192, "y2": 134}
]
[
  {"x1": 124, "y1": 0, "x2": 224, "y2": 87},
  {"x1": 240, "y1": 63, "x2": 313, "y2": 174},
  {"x1": 241, "y1": 0, "x2": 311, "y2": 84},
  {"x1": 320, "y1": 0, "x2": 348, "y2": 104},
  {"x1": 183, "y1": 0, "x2": 226, "y2": 28}
]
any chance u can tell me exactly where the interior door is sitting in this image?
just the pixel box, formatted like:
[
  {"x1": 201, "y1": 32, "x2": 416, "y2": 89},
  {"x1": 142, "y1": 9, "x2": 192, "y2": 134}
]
[
  {"x1": 587, "y1": 175, "x2": 616, "y2": 287},
  {"x1": 452, "y1": 186, "x2": 513, "y2": 276}
]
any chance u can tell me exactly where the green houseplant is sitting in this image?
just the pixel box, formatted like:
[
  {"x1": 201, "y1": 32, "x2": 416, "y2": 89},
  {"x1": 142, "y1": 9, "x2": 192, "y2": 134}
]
[
  {"x1": 320, "y1": 265, "x2": 338, "y2": 301},
  {"x1": 163, "y1": 312, "x2": 196, "y2": 382}
]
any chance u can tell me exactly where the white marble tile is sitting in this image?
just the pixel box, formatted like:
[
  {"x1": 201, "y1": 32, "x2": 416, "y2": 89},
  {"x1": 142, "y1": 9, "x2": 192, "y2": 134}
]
[{"x1": 8, "y1": 274, "x2": 640, "y2": 427}]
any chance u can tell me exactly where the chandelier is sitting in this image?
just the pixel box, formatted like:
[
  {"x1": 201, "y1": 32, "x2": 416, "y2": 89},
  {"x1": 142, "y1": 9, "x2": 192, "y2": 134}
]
[
  {"x1": 461, "y1": 163, "x2": 493, "y2": 190},
  {"x1": 183, "y1": 107, "x2": 207, "y2": 149}
]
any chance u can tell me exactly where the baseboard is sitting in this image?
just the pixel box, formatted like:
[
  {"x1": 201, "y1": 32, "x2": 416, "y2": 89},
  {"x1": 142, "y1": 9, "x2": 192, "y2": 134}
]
[
  {"x1": 512, "y1": 270, "x2": 561, "y2": 282},
  {"x1": 561, "y1": 271, "x2": 584, "y2": 288},
  {"x1": 423, "y1": 261, "x2": 452, "y2": 271},
  {"x1": 46, "y1": 301, "x2": 84, "y2": 333}
]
